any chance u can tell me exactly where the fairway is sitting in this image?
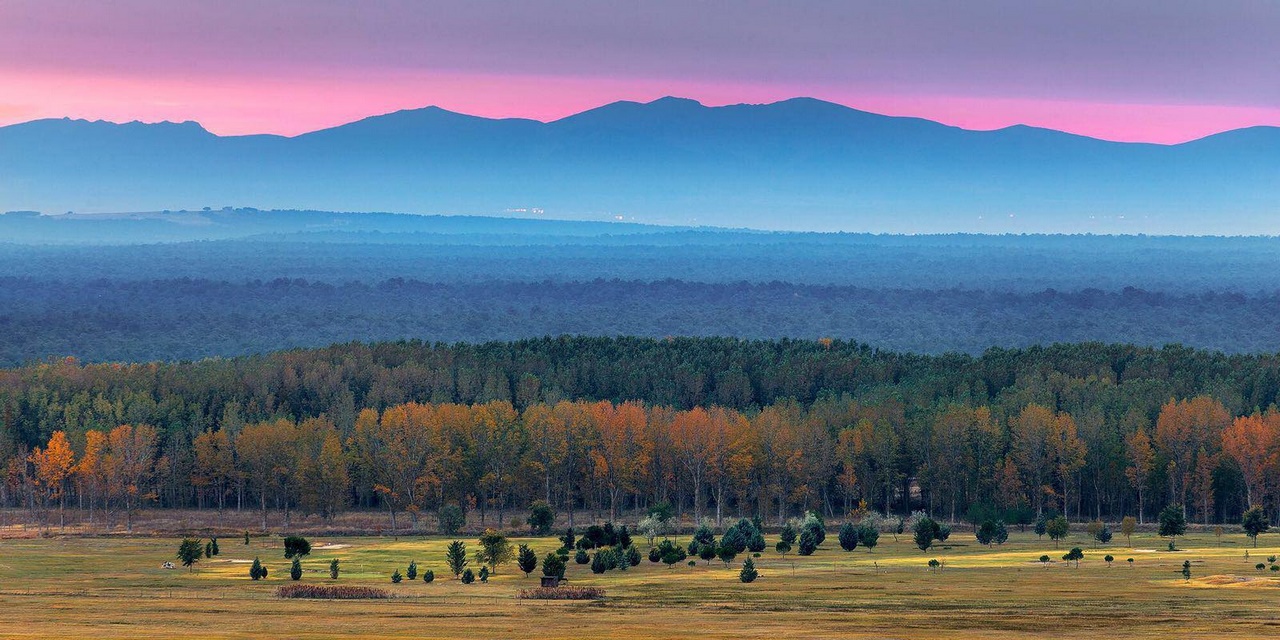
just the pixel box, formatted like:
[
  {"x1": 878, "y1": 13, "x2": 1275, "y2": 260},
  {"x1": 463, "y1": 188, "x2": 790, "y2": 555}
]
[{"x1": 2, "y1": 530, "x2": 1277, "y2": 639}]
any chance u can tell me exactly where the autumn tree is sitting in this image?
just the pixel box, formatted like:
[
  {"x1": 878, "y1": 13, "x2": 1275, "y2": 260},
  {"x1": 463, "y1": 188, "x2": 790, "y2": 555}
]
[
  {"x1": 1124, "y1": 428, "x2": 1155, "y2": 524},
  {"x1": 29, "y1": 431, "x2": 75, "y2": 529},
  {"x1": 1221, "y1": 413, "x2": 1278, "y2": 510}
]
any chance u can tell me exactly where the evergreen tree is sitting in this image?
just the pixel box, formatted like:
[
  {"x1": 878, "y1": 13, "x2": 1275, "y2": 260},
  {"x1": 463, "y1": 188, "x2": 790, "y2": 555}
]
[
  {"x1": 838, "y1": 522, "x2": 860, "y2": 551},
  {"x1": 590, "y1": 551, "x2": 607, "y2": 574},
  {"x1": 624, "y1": 545, "x2": 642, "y2": 566},
  {"x1": 517, "y1": 544, "x2": 538, "y2": 576},
  {"x1": 859, "y1": 525, "x2": 880, "y2": 552},
  {"x1": 575, "y1": 549, "x2": 590, "y2": 564},
  {"x1": 445, "y1": 540, "x2": 468, "y2": 578},
  {"x1": 1158, "y1": 505, "x2": 1187, "y2": 550},
  {"x1": 1241, "y1": 506, "x2": 1269, "y2": 547},
  {"x1": 329, "y1": 558, "x2": 340, "y2": 580},
  {"x1": 406, "y1": 561, "x2": 418, "y2": 581},
  {"x1": 283, "y1": 536, "x2": 311, "y2": 559},
  {"x1": 798, "y1": 529, "x2": 818, "y2": 556},
  {"x1": 739, "y1": 557, "x2": 758, "y2": 583},
  {"x1": 1034, "y1": 513, "x2": 1048, "y2": 539},
  {"x1": 210, "y1": 537, "x2": 220, "y2": 556},
  {"x1": 177, "y1": 538, "x2": 203, "y2": 572},
  {"x1": 527, "y1": 500, "x2": 555, "y2": 536},
  {"x1": 541, "y1": 553, "x2": 566, "y2": 579},
  {"x1": 391, "y1": 569, "x2": 402, "y2": 584},
  {"x1": 1046, "y1": 516, "x2": 1070, "y2": 548},
  {"x1": 423, "y1": 569, "x2": 435, "y2": 583},
  {"x1": 290, "y1": 557, "x2": 302, "y2": 581},
  {"x1": 250, "y1": 556, "x2": 265, "y2": 580},
  {"x1": 461, "y1": 569, "x2": 475, "y2": 584}
]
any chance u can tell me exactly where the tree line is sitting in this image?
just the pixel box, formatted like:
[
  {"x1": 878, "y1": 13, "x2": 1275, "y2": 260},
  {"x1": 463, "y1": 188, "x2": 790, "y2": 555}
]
[{"x1": 4, "y1": 337, "x2": 1280, "y2": 530}]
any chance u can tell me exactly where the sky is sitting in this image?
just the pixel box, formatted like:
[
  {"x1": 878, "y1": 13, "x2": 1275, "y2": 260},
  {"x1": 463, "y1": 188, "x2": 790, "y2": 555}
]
[{"x1": 0, "y1": 0, "x2": 1276, "y2": 143}]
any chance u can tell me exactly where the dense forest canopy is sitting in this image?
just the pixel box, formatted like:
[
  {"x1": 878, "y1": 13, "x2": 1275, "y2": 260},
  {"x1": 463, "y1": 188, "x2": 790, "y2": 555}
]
[{"x1": 5, "y1": 337, "x2": 1280, "y2": 529}]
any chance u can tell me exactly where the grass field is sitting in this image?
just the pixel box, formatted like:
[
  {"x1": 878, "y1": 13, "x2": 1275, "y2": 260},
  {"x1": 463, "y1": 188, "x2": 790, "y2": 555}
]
[{"x1": 1, "y1": 529, "x2": 1278, "y2": 639}]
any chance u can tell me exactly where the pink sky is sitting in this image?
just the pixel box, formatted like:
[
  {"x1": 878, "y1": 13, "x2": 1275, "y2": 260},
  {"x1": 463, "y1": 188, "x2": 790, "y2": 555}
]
[{"x1": 1, "y1": 1, "x2": 1276, "y2": 143}]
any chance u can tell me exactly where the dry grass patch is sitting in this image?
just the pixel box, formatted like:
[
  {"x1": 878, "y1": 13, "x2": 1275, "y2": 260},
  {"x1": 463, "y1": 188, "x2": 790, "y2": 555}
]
[
  {"x1": 277, "y1": 584, "x2": 390, "y2": 599},
  {"x1": 517, "y1": 586, "x2": 605, "y2": 600}
]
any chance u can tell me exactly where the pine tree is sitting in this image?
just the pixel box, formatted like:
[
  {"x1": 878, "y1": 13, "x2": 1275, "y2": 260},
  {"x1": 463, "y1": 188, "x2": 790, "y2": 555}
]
[
  {"x1": 329, "y1": 558, "x2": 340, "y2": 580},
  {"x1": 739, "y1": 557, "x2": 758, "y2": 583},
  {"x1": 391, "y1": 569, "x2": 402, "y2": 584},
  {"x1": 517, "y1": 544, "x2": 538, "y2": 576},
  {"x1": 250, "y1": 557, "x2": 265, "y2": 580},
  {"x1": 446, "y1": 540, "x2": 468, "y2": 578},
  {"x1": 839, "y1": 522, "x2": 860, "y2": 551},
  {"x1": 423, "y1": 569, "x2": 435, "y2": 583},
  {"x1": 177, "y1": 538, "x2": 203, "y2": 572},
  {"x1": 290, "y1": 557, "x2": 302, "y2": 581},
  {"x1": 210, "y1": 537, "x2": 220, "y2": 556},
  {"x1": 406, "y1": 561, "x2": 418, "y2": 581},
  {"x1": 541, "y1": 553, "x2": 566, "y2": 579}
]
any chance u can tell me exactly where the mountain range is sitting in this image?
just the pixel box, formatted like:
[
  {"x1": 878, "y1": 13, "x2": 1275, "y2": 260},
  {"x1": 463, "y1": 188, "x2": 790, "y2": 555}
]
[{"x1": 2, "y1": 97, "x2": 1276, "y2": 234}]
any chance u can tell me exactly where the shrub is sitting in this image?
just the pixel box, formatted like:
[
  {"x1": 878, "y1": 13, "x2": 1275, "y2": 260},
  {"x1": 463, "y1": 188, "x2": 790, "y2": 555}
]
[
  {"x1": 541, "y1": 553, "x2": 566, "y2": 579},
  {"x1": 517, "y1": 586, "x2": 605, "y2": 600},
  {"x1": 1095, "y1": 525, "x2": 1113, "y2": 546},
  {"x1": 210, "y1": 537, "x2": 219, "y2": 556},
  {"x1": 277, "y1": 584, "x2": 389, "y2": 599},
  {"x1": 591, "y1": 551, "x2": 607, "y2": 574},
  {"x1": 329, "y1": 558, "x2": 340, "y2": 580},
  {"x1": 687, "y1": 560, "x2": 696, "y2": 567},
  {"x1": 244, "y1": 531, "x2": 250, "y2": 546},
  {"x1": 1039, "y1": 554, "x2": 1050, "y2": 566},
  {"x1": 648, "y1": 547, "x2": 661, "y2": 563},
  {"x1": 1127, "y1": 558, "x2": 1134, "y2": 567},
  {"x1": 406, "y1": 561, "x2": 417, "y2": 581},
  {"x1": 438, "y1": 504, "x2": 465, "y2": 536},
  {"x1": 839, "y1": 522, "x2": 860, "y2": 551},
  {"x1": 928, "y1": 559, "x2": 941, "y2": 570},
  {"x1": 625, "y1": 545, "x2": 642, "y2": 567},
  {"x1": 1181, "y1": 560, "x2": 1191, "y2": 581},
  {"x1": 391, "y1": 569, "x2": 402, "y2": 584},
  {"x1": 423, "y1": 569, "x2": 435, "y2": 583},
  {"x1": 1269, "y1": 555, "x2": 1278, "y2": 564},
  {"x1": 575, "y1": 549, "x2": 590, "y2": 564},
  {"x1": 250, "y1": 557, "x2": 265, "y2": 580},
  {"x1": 976, "y1": 520, "x2": 997, "y2": 546},
  {"x1": 290, "y1": 557, "x2": 302, "y2": 581},
  {"x1": 283, "y1": 536, "x2": 311, "y2": 559},
  {"x1": 1104, "y1": 555, "x2": 1114, "y2": 567},
  {"x1": 204, "y1": 541, "x2": 212, "y2": 558},
  {"x1": 517, "y1": 544, "x2": 538, "y2": 576},
  {"x1": 739, "y1": 558, "x2": 758, "y2": 583},
  {"x1": 527, "y1": 500, "x2": 556, "y2": 535},
  {"x1": 1255, "y1": 563, "x2": 1266, "y2": 570},
  {"x1": 479, "y1": 567, "x2": 489, "y2": 583},
  {"x1": 1272, "y1": 565, "x2": 1279, "y2": 572},
  {"x1": 461, "y1": 569, "x2": 475, "y2": 584},
  {"x1": 617, "y1": 525, "x2": 633, "y2": 549}
]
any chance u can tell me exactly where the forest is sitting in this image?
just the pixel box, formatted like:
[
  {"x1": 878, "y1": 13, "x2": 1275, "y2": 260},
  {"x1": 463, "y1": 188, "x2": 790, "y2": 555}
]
[{"x1": 5, "y1": 337, "x2": 1280, "y2": 530}]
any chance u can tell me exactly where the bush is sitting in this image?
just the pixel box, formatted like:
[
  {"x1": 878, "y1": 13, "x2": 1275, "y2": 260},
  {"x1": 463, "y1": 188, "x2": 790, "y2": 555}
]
[
  {"x1": 839, "y1": 522, "x2": 860, "y2": 551},
  {"x1": 1181, "y1": 560, "x2": 1192, "y2": 581},
  {"x1": 461, "y1": 569, "x2": 475, "y2": 584},
  {"x1": 928, "y1": 559, "x2": 941, "y2": 570},
  {"x1": 1095, "y1": 525, "x2": 1113, "y2": 546},
  {"x1": 277, "y1": 584, "x2": 388, "y2": 599},
  {"x1": 479, "y1": 567, "x2": 489, "y2": 583},
  {"x1": 1255, "y1": 563, "x2": 1266, "y2": 570},
  {"x1": 1039, "y1": 554, "x2": 1051, "y2": 566},
  {"x1": 1104, "y1": 555, "x2": 1114, "y2": 567},
  {"x1": 657, "y1": 539, "x2": 687, "y2": 567},
  {"x1": 329, "y1": 558, "x2": 340, "y2": 580},
  {"x1": 517, "y1": 544, "x2": 538, "y2": 576},
  {"x1": 575, "y1": 549, "x2": 590, "y2": 564},
  {"x1": 423, "y1": 569, "x2": 435, "y2": 583},
  {"x1": 976, "y1": 520, "x2": 998, "y2": 546},
  {"x1": 541, "y1": 553, "x2": 566, "y2": 579},
  {"x1": 244, "y1": 531, "x2": 250, "y2": 546},
  {"x1": 283, "y1": 536, "x2": 311, "y2": 559},
  {"x1": 739, "y1": 558, "x2": 758, "y2": 583},
  {"x1": 625, "y1": 545, "x2": 642, "y2": 567},
  {"x1": 517, "y1": 586, "x2": 605, "y2": 600},
  {"x1": 438, "y1": 504, "x2": 465, "y2": 536},
  {"x1": 210, "y1": 538, "x2": 220, "y2": 556},
  {"x1": 391, "y1": 569, "x2": 402, "y2": 584},
  {"x1": 290, "y1": 557, "x2": 302, "y2": 581},
  {"x1": 527, "y1": 501, "x2": 556, "y2": 535},
  {"x1": 648, "y1": 547, "x2": 661, "y2": 563},
  {"x1": 591, "y1": 551, "x2": 607, "y2": 574},
  {"x1": 250, "y1": 557, "x2": 266, "y2": 580}
]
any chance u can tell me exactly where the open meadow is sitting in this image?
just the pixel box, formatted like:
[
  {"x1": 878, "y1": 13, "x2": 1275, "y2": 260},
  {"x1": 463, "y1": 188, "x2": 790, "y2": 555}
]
[{"x1": 1, "y1": 529, "x2": 1277, "y2": 639}]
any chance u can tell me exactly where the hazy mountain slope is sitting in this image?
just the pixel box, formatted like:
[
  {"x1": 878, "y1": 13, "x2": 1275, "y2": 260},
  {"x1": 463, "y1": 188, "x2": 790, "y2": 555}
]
[{"x1": 1, "y1": 98, "x2": 1276, "y2": 233}]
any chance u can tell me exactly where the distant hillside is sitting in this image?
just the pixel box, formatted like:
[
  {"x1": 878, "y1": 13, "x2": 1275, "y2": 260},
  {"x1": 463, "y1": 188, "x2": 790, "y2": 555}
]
[{"x1": 1, "y1": 97, "x2": 1276, "y2": 234}]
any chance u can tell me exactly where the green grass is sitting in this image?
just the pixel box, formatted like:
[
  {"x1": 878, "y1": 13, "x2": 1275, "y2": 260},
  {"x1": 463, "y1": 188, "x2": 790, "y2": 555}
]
[{"x1": 1, "y1": 530, "x2": 1277, "y2": 638}]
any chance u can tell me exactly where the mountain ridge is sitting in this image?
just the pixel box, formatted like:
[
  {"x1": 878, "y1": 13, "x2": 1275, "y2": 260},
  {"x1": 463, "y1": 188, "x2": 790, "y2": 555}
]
[{"x1": 1, "y1": 97, "x2": 1275, "y2": 234}]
